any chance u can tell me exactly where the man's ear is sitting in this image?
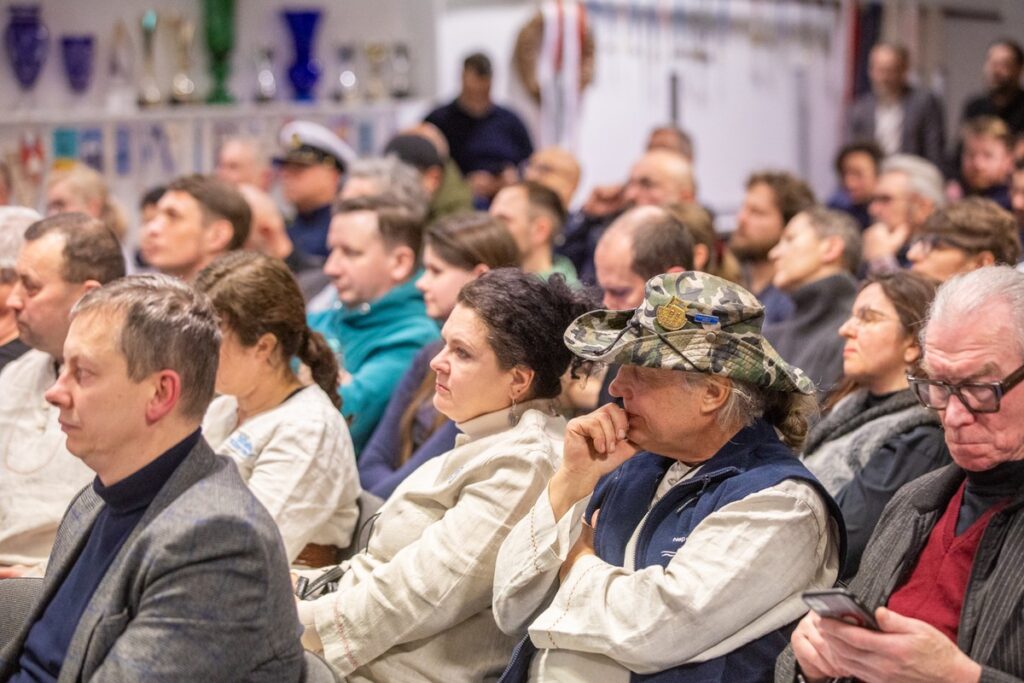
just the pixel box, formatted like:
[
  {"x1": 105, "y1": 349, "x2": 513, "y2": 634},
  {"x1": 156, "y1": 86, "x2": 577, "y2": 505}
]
[
  {"x1": 531, "y1": 215, "x2": 554, "y2": 249},
  {"x1": 80, "y1": 279, "x2": 103, "y2": 294},
  {"x1": 146, "y1": 369, "x2": 183, "y2": 424},
  {"x1": 471, "y1": 263, "x2": 490, "y2": 277},
  {"x1": 388, "y1": 244, "x2": 417, "y2": 283},
  {"x1": 692, "y1": 243, "x2": 710, "y2": 272},
  {"x1": 700, "y1": 377, "x2": 732, "y2": 416},
  {"x1": 972, "y1": 250, "x2": 997, "y2": 269},
  {"x1": 205, "y1": 218, "x2": 235, "y2": 254},
  {"x1": 820, "y1": 235, "x2": 846, "y2": 266}
]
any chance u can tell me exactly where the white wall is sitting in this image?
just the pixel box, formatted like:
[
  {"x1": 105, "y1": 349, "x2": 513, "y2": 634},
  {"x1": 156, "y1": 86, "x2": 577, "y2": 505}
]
[{"x1": 437, "y1": 0, "x2": 847, "y2": 224}]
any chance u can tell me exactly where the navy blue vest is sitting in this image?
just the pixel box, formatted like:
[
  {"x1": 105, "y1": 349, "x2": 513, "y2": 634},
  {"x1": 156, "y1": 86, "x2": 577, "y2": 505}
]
[{"x1": 499, "y1": 419, "x2": 846, "y2": 683}]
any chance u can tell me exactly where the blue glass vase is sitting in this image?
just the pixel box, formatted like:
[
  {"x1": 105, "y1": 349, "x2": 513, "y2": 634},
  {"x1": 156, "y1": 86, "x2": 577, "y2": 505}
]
[
  {"x1": 4, "y1": 5, "x2": 49, "y2": 91},
  {"x1": 282, "y1": 10, "x2": 322, "y2": 102},
  {"x1": 61, "y1": 34, "x2": 94, "y2": 94}
]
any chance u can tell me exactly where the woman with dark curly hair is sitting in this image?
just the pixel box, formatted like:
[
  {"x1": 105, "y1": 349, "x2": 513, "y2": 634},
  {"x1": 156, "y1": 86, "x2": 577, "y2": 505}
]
[{"x1": 295, "y1": 268, "x2": 596, "y2": 682}]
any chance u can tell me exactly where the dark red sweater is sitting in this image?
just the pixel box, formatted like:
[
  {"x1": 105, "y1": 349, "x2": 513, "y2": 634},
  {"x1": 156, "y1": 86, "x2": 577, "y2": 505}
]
[{"x1": 887, "y1": 481, "x2": 1005, "y2": 643}]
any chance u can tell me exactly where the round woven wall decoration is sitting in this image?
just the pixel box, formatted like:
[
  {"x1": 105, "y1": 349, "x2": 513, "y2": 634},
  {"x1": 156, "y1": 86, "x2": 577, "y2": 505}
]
[{"x1": 513, "y1": 9, "x2": 596, "y2": 104}]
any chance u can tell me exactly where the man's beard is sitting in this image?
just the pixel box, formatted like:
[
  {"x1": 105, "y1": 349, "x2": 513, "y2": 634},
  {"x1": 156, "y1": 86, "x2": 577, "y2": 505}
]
[{"x1": 729, "y1": 238, "x2": 775, "y2": 263}]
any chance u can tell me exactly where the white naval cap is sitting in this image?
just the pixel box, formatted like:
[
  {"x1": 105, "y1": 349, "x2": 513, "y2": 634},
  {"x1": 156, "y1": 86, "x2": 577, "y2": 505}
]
[{"x1": 273, "y1": 120, "x2": 357, "y2": 172}]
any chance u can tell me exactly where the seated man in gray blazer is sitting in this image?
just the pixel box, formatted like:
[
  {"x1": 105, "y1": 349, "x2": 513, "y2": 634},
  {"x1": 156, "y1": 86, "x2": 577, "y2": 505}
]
[{"x1": 0, "y1": 275, "x2": 304, "y2": 682}]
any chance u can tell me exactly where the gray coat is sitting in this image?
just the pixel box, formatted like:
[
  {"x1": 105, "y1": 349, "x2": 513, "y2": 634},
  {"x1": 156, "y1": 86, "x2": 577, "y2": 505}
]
[
  {"x1": 777, "y1": 464, "x2": 1024, "y2": 682},
  {"x1": 0, "y1": 438, "x2": 304, "y2": 682},
  {"x1": 847, "y1": 86, "x2": 946, "y2": 168}
]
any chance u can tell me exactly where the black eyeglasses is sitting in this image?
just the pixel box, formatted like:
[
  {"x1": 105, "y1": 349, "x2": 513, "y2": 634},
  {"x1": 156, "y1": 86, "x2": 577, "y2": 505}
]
[
  {"x1": 907, "y1": 362, "x2": 1024, "y2": 414},
  {"x1": 907, "y1": 234, "x2": 976, "y2": 257}
]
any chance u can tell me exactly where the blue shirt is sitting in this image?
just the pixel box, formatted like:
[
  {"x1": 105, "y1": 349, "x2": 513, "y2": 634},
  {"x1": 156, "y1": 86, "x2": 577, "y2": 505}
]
[
  {"x1": 425, "y1": 99, "x2": 534, "y2": 175},
  {"x1": 286, "y1": 203, "x2": 333, "y2": 259},
  {"x1": 12, "y1": 430, "x2": 201, "y2": 682}
]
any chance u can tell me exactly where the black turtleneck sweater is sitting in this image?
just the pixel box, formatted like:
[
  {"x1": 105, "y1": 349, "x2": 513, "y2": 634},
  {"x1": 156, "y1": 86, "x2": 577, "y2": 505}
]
[
  {"x1": 957, "y1": 458, "x2": 1024, "y2": 535},
  {"x1": 762, "y1": 272, "x2": 859, "y2": 393},
  {"x1": 12, "y1": 430, "x2": 201, "y2": 682}
]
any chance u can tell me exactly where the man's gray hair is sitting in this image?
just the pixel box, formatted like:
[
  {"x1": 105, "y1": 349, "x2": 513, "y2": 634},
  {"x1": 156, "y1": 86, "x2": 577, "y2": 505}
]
[
  {"x1": 348, "y1": 156, "x2": 429, "y2": 219},
  {"x1": 71, "y1": 274, "x2": 221, "y2": 420},
  {"x1": 800, "y1": 206, "x2": 863, "y2": 274},
  {"x1": 926, "y1": 265, "x2": 1024, "y2": 358},
  {"x1": 0, "y1": 206, "x2": 41, "y2": 275},
  {"x1": 880, "y1": 154, "x2": 947, "y2": 209},
  {"x1": 678, "y1": 372, "x2": 817, "y2": 451}
]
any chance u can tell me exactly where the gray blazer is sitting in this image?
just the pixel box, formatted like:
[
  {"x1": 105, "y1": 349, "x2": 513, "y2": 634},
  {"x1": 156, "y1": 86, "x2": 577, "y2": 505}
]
[
  {"x1": 776, "y1": 464, "x2": 1024, "y2": 682},
  {"x1": 0, "y1": 438, "x2": 304, "y2": 682},
  {"x1": 847, "y1": 86, "x2": 946, "y2": 168}
]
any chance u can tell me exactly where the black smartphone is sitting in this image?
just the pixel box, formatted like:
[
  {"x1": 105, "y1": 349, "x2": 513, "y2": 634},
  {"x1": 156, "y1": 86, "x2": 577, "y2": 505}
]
[{"x1": 802, "y1": 588, "x2": 880, "y2": 630}]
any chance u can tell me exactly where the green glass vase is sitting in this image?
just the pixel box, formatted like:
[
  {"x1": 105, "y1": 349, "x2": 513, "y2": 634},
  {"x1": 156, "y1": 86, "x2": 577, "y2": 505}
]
[{"x1": 204, "y1": 0, "x2": 234, "y2": 104}]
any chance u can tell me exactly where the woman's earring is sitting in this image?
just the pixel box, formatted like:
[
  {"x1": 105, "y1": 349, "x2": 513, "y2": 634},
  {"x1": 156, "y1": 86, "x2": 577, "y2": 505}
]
[{"x1": 508, "y1": 395, "x2": 520, "y2": 427}]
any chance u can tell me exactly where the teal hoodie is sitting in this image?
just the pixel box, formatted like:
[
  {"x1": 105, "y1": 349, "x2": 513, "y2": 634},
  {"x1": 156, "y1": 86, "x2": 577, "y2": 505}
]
[{"x1": 308, "y1": 277, "x2": 439, "y2": 454}]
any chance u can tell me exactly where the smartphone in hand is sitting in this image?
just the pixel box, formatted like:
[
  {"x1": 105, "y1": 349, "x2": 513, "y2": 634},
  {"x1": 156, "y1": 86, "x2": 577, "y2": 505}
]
[{"x1": 802, "y1": 588, "x2": 880, "y2": 630}]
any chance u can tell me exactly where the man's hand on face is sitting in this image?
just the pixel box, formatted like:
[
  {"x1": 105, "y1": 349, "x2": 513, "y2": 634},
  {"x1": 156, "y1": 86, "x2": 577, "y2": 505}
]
[
  {"x1": 793, "y1": 607, "x2": 982, "y2": 683},
  {"x1": 548, "y1": 403, "x2": 639, "y2": 520},
  {"x1": 582, "y1": 183, "x2": 627, "y2": 218},
  {"x1": 862, "y1": 221, "x2": 911, "y2": 261}
]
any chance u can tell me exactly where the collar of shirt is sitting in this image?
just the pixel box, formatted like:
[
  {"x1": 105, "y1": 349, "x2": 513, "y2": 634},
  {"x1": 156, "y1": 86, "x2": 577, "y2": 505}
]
[
  {"x1": 455, "y1": 399, "x2": 555, "y2": 445},
  {"x1": 92, "y1": 428, "x2": 201, "y2": 514}
]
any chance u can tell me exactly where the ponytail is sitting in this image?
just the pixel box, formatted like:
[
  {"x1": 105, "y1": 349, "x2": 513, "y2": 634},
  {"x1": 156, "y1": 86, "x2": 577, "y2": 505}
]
[{"x1": 298, "y1": 328, "x2": 342, "y2": 410}]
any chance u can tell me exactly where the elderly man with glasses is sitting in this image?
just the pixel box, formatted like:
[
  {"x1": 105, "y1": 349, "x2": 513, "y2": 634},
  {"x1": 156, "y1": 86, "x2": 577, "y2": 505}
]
[
  {"x1": 778, "y1": 265, "x2": 1024, "y2": 682},
  {"x1": 493, "y1": 271, "x2": 844, "y2": 682}
]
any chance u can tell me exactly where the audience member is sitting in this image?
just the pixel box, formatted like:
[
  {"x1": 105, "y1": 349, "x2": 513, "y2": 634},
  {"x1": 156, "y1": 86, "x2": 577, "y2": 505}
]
[
  {"x1": 565, "y1": 205, "x2": 696, "y2": 414},
  {"x1": 308, "y1": 194, "x2": 439, "y2": 453},
  {"x1": 959, "y1": 115, "x2": 1015, "y2": 209},
  {"x1": 960, "y1": 38, "x2": 1024, "y2": 135},
  {"x1": 0, "y1": 207, "x2": 40, "y2": 371},
  {"x1": 296, "y1": 269, "x2": 592, "y2": 681},
  {"x1": 0, "y1": 275, "x2": 303, "y2": 681},
  {"x1": 765, "y1": 207, "x2": 861, "y2": 392},
  {"x1": 384, "y1": 133, "x2": 472, "y2": 223},
  {"x1": 139, "y1": 174, "x2": 250, "y2": 281},
  {"x1": 560, "y1": 148, "x2": 696, "y2": 284},
  {"x1": 523, "y1": 146, "x2": 581, "y2": 210},
  {"x1": 197, "y1": 252, "x2": 360, "y2": 567},
  {"x1": 593, "y1": 206, "x2": 694, "y2": 311},
  {"x1": 729, "y1": 170, "x2": 815, "y2": 323},
  {"x1": 237, "y1": 183, "x2": 327, "y2": 300},
  {"x1": 275, "y1": 121, "x2": 355, "y2": 259},
  {"x1": 359, "y1": 212, "x2": 520, "y2": 499},
  {"x1": 862, "y1": 154, "x2": 945, "y2": 274},
  {"x1": 827, "y1": 141, "x2": 884, "y2": 229},
  {"x1": 848, "y1": 43, "x2": 945, "y2": 167},
  {"x1": 907, "y1": 197, "x2": 1021, "y2": 282},
  {"x1": 646, "y1": 124, "x2": 695, "y2": 160},
  {"x1": 340, "y1": 156, "x2": 430, "y2": 219},
  {"x1": 138, "y1": 185, "x2": 165, "y2": 227},
  {"x1": 215, "y1": 136, "x2": 273, "y2": 191},
  {"x1": 802, "y1": 271, "x2": 947, "y2": 579},
  {"x1": 779, "y1": 265, "x2": 1024, "y2": 683},
  {"x1": 425, "y1": 52, "x2": 534, "y2": 205},
  {"x1": 490, "y1": 180, "x2": 577, "y2": 282},
  {"x1": 666, "y1": 201, "x2": 743, "y2": 282},
  {"x1": 401, "y1": 122, "x2": 475, "y2": 224},
  {"x1": 495, "y1": 271, "x2": 841, "y2": 682},
  {"x1": 45, "y1": 163, "x2": 128, "y2": 241},
  {"x1": 0, "y1": 213, "x2": 124, "y2": 576}
]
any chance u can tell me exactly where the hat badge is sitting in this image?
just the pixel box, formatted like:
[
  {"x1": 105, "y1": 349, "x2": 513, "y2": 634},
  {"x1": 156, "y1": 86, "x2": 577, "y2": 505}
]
[
  {"x1": 290, "y1": 133, "x2": 302, "y2": 149},
  {"x1": 655, "y1": 297, "x2": 687, "y2": 331}
]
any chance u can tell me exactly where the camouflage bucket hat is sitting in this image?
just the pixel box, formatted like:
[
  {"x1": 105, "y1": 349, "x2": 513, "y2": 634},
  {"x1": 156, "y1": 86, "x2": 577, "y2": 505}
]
[{"x1": 564, "y1": 271, "x2": 815, "y2": 394}]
